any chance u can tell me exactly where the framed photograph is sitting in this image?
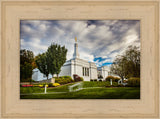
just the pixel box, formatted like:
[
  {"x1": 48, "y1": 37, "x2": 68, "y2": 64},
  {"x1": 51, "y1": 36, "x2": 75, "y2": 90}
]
[
  {"x1": 0, "y1": 0, "x2": 159, "y2": 118},
  {"x1": 20, "y1": 19, "x2": 140, "y2": 99}
]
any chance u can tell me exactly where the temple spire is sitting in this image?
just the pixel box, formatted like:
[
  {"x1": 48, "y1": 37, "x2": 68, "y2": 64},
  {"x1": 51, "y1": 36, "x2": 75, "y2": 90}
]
[
  {"x1": 73, "y1": 37, "x2": 80, "y2": 59},
  {"x1": 75, "y1": 37, "x2": 77, "y2": 42}
]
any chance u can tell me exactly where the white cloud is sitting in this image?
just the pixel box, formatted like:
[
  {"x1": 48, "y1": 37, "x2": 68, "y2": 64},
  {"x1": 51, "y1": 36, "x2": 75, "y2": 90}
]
[
  {"x1": 21, "y1": 39, "x2": 25, "y2": 46},
  {"x1": 20, "y1": 20, "x2": 140, "y2": 66},
  {"x1": 80, "y1": 51, "x2": 94, "y2": 62}
]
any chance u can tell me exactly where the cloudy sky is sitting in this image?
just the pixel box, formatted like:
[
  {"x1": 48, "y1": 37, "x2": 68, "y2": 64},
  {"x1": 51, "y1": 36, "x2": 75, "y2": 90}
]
[{"x1": 20, "y1": 20, "x2": 140, "y2": 67}]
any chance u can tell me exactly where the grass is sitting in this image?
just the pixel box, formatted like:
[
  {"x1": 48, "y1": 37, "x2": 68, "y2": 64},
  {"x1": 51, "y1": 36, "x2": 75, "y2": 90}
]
[
  {"x1": 20, "y1": 81, "x2": 140, "y2": 99},
  {"x1": 83, "y1": 81, "x2": 113, "y2": 87}
]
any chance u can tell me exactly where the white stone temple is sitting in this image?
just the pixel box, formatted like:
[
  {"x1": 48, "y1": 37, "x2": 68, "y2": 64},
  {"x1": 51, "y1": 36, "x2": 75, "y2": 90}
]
[
  {"x1": 32, "y1": 37, "x2": 110, "y2": 81},
  {"x1": 97, "y1": 66, "x2": 110, "y2": 80},
  {"x1": 58, "y1": 37, "x2": 97, "y2": 81}
]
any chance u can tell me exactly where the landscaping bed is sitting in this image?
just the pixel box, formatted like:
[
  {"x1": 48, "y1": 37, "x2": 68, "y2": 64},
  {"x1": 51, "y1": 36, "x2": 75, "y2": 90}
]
[{"x1": 20, "y1": 81, "x2": 140, "y2": 99}]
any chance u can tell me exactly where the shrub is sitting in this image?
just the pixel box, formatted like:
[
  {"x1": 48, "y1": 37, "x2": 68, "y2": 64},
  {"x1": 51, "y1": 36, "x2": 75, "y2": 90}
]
[
  {"x1": 99, "y1": 79, "x2": 102, "y2": 82},
  {"x1": 80, "y1": 77, "x2": 84, "y2": 81},
  {"x1": 55, "y1": 76, "x2": 74, "y2": 84},
  {"x1": 53, "y1": 83, "x2": 60, "y2": 87},
  {"x1": 48, "y1": 83, "x2": 53, "y2": 87},
  {"x1": 105, "y1": 76, "x2": 120, "y2": 82},
  {"x1": 33, "y1": 84, "x2": 39, "y2": 87},
  {"x1": 63, "y1": 76, "x2": 72, "y2": 79},
  {"x1": 94, "y1": 79, "x2": 97, "y2": 81},
  {"x1": 114, "y1": 77, "x2": 120, "y2": 82},
  {"x1": 21, "y1": 84, "x2": 33, "y2": 87},
  {"x1": 90, "y1": 79, "x2": 97, "y2": 81},
  {"x1": 112, "y1": 82, "x2": 118, "y2": 87},
  {"x1": 127, "y1": 77, "x2": 140, "y2": 87},
  {"x1": 105, "y1": 82, "x2": 111, "y2": 87},
  {"x1": 105, "y1": 76, "x2": 115, "y2": 81},
  {"x1": 46, "y1": 84, "x2": 48, "y2": 87},
  {"x1": 39, "y1": 84, "x2": 43, "y2": 87},
  {"x1": 73, "y1": 74, "x2": 83, "y2": 82},
  {"x1": 60, "y1": 76, "x2": 74, "y2": 82}
]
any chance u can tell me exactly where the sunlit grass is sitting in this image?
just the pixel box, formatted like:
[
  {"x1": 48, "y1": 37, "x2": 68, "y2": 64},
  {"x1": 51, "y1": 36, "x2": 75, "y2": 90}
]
[{"x1": 20, "y1": 81, "x2": 140, "y2": 99}]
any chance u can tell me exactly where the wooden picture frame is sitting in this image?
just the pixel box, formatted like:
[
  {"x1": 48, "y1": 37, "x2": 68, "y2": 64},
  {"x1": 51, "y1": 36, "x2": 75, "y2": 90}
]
[{"x1": 0, "y1": 0, "x2": 159, "y2": 118}]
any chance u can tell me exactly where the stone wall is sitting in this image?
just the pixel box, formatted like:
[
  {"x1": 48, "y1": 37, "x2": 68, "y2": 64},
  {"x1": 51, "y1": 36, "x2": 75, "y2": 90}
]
[{"x1": 59, "y1": 65, "x2": 71, "y2": 77}]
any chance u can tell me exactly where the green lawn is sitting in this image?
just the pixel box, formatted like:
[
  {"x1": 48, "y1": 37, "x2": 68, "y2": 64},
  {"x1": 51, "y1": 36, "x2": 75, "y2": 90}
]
[{"x1": 20, "y1": 81, "x2": 140, "y2": 99}]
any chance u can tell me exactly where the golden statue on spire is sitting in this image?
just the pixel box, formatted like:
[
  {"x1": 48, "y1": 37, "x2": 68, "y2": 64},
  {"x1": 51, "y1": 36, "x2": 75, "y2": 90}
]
[{"x1": 75, "y1": 37, "x2": 77, "y2": 42}]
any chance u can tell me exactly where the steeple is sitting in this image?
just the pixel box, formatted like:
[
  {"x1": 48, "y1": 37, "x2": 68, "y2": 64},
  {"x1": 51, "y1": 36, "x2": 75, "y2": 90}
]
[{"x1": 73, "y1": 37, "x2": 80, "y2": 59}]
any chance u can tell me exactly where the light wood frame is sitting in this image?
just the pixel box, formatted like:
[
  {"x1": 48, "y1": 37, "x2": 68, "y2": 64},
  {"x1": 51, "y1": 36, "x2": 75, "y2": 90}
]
[{"x1": 0, "y1": 0, "x2": 159, "y2": 118}]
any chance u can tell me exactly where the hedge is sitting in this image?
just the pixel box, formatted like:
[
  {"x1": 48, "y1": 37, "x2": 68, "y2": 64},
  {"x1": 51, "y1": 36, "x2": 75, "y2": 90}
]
[
  {"x1": 105, "y1": 76, "x2": 120, "y2": 82},
  {"x1": 127, "y1": 77, "x2": 140, "y2": 87}
]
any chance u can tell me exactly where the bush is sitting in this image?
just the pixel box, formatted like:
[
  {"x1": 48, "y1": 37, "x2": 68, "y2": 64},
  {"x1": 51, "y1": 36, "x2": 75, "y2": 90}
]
[
  {"x1": 105, "y1": 76, "x2": 120, "y2": 82},
  {"x1": 90, "y1": 79, "x2": 98, "y2": 81},
  {"x1": 112, "y1": 82, "x2": 118, "y2": 87},
  {"x1": 73, "y1": 74, "x2": 83, "y2": 82},
  {"x1": 55, "y1": 76, "x2": 74, "y2": 85},
  {"x1": 21, "y1": 84, "x2": 33, "y2": 87},
  {"x1": 48, "y1": 83, "x2": 53, "y2": 87},
  {"x1": 127, "y1": 77, "x2": 140, "y2": 87},
  {"x1": 33, "y1": 84, "x2": 39, "y2": 87},
  {"x1": 105, "y1": 76, "x2": 114, "y2": 81},
  {"x1": 94, "y1": 79, "x2": 97, "y2": 81},
  {"x1": 53, "y1": 83, "x2": 60, "y2": 87},
  {"x1": 80, "y1": 77, "x2": 84, "y2": 81},
  {"x1": 99, "y1": 79, "x2": 102, "y2": 82},
  {"x1": 60, "y1": 76, "x2": 74, "y2": 82},
  {"x1": 105, "y1": 81, "x2": 111, "y2": 87},
  {"x1": 39, "y1": 84, "x2": 43, "y2": 87},
  {"x1": 114, "y1": 77, "x2": 120, "y2": 82}
]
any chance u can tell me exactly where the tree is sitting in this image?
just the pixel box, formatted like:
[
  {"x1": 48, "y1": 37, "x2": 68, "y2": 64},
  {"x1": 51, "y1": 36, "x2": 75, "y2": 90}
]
[
  {"x1": 35, "y1": 53, "x2": 50, "y2": 80},
  {"x1": 46, "y1": 44, "x2": 67, "y2": 78},
  {"x1": 55, "y1": 45, "x2": 67, "y2": 78},
  {"x1": 110, "y1": 45, "x2": 140, "y2": 81},
  {"x1": 20, "y1": 49, "x2": 34, "y2": 65},
  {"x1": 20, "y1": 62, "x2": 33, "y2": 80},
  {"x1": 110, "y1": 56, "x2": 127, "y2": 81},
  {"x1": 46, "y1": 44, "x2": 56, "y2": 77},
  {"x1": 31, "y1": 56, "x2": 38, "y2": 69},
  {"x1": 20, "y1": 49, "x2": 34, "y2": 82},
  {"x1": 125, "y1": 46, "x2": 140, "y2": 78}
]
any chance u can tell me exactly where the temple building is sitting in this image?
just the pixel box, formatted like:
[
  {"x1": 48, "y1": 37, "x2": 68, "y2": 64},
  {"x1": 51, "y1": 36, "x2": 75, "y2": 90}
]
[
  {"x1": 32, "y1": 37, "x2": 109, "y2": 81},
  {"x1": 58, "y1": 37, "x2": 97, "y2": 81},
  {"x1": 97, "y1": 66, "x2": 110, "y2": 80}
]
